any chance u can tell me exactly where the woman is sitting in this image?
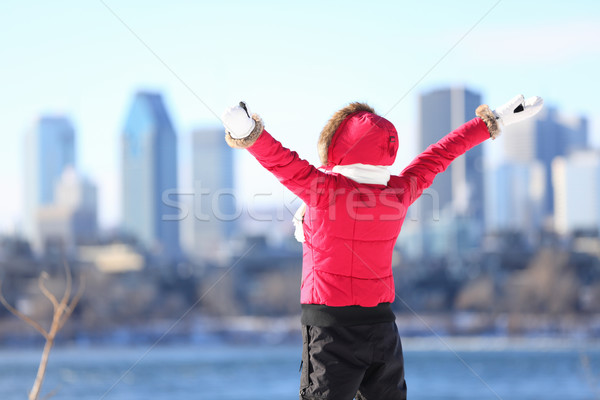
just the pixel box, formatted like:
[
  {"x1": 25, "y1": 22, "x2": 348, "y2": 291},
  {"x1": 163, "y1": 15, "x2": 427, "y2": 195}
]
[{"x1": 221, "y1": 94, "x2": 543, "y2": 400}]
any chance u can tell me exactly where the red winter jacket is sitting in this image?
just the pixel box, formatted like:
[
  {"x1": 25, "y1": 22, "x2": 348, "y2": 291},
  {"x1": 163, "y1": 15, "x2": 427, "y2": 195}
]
[{"x1": 234, "y1": 103, "x2": 492, "y2": 307}]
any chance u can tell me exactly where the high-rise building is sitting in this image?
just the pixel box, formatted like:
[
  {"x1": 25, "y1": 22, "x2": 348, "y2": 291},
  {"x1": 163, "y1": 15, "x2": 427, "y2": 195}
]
[
  {"x1": 122, "y1": 91, "x2": 180, "y2": 261},
  {"x1": 191, "y1": 126, "x2": 236, "y2": 262},
  {"x1": 552, "y1": 151, "x2": 600, "y2": 235},
  {"x1": 37, "y1": 167, "x2": 98, "y2": 253},
  {"x1": 23, "y1": 115, "x2": 75, "y2": 252},
  {"x1": 415, "y1": 87, "x2": 485, "y2": 225},
  {"x1": 402, "y1": 87, "x2": 485, "y2": 259},
  {"x1": 503, "y1": 107, "x2": 588, "y2": 218},
  {"x1": 486, "y1": 161, "x2": 545, "y2": 237}
]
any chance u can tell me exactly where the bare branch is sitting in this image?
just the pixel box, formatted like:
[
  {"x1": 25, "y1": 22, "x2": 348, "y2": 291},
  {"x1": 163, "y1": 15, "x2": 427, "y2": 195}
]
[
  {"x1": 40, "y1": 384, "x2": 61, "y2": 400},
  {"x1": 37, "y1": 273, "x2": 59, "y2": 312},
  {"x1": 4, "y1": 261, "x2": 84, "y2": 400},
  {"x1": 59, "y1": 260, "x2": 72, "y2": 311},
  {"x1": 58, "y1": 275, "x2": 86, "y2": 330},
  {"x1": 0, "y1": 280, "x2": 49, "y2": 339}
]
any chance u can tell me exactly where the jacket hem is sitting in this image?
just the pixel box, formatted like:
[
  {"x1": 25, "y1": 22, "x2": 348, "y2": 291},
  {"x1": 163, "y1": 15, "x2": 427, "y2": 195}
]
[{"x1": 301, "y1": 303, "x2": 395, "y2": 327}]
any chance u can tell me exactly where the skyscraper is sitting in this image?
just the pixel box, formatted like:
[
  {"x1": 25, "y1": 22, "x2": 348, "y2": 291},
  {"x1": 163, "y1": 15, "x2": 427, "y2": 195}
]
[
  {"x1": 23, "y1": 116, "x2": 75, "y2": 252},
  {"x1": 403, "y1": 87, "x2": 485, "y2": 259},
  {"x1": 503, "y1": 107, "x2": 588, "y2": 218},
  {"x1": 191, "y1": 126, "x2": 236, "y2": 262},
  {"x1": 416, "y1": 87, "x2": 485, "y2": 224},
  {"x1": 486, "y1": 161, "x2": 545, "y2": 237},
  {"x1": 122, "y1": 91, "x2": 180, "y2": 261},
  {"x1": 37, "y1": 167, "x2": 98, "y2": 253},
  {"x1": 552, "y1": 150, "x2": 600, "y2": 235}
]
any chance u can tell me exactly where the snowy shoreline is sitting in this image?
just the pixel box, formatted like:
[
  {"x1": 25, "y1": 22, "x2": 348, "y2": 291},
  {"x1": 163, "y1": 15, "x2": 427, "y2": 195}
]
[{"x1": 2, "y1": 312, "x2": 600, "y2": 349}]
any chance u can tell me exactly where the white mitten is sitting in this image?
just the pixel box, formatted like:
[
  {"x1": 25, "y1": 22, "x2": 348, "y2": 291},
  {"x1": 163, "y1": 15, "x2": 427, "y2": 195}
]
[
  {"x1": 221, "y1": 101, "x2": 256, "y2": 139},
  {"x1": 493, "y1": 94, "x2": 544, "y2": 128}
]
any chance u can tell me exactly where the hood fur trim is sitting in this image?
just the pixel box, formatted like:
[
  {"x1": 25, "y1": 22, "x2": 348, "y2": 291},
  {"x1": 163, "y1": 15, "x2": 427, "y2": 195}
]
[
  {"x1": 225, "y1": 114, "x2": 264, "y2": 149},
  {"x1": 318, "y1": 102, "x2": 375, "y2": 165},
  {"x1": 476, "y1": 104, "x2": 500, "y2": 139}
]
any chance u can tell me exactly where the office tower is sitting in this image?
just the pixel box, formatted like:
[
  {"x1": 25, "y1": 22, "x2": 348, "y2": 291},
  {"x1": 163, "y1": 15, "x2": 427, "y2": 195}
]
[
  {"x1": 503, "y1": 107, "x2": 588, "y2": 218},
  {"x1": 402, "y1": 87, "x2": 486, "y2": 260},
  {"x1": 552, "y1": 151, "x2": 600, "y2": 235},
  {"x1": 23, "y1": 116, "x2": 75, "y2": 252},
  {"x1": 122, "y1": 91, "x2": 180, "y2": 261},
  {"x1": 37, "y1": 167, "x2": 98, "y2": 253},
  {"x1": 486, "y1": 161, "x2": 545, "y2": 237},
  {"x1": 191, "y1": 126, "x2": 236, "y2": 261},
  {"x1": 416, "y1": 87, "x2": 485, "y2": 224}
]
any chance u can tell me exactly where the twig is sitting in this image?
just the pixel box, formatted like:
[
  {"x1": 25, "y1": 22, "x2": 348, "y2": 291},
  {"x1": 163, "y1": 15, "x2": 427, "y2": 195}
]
[
  {"x1": 58, "y1": 260, "x2": 72, "y2": 313},
  {"x1": 41, "y1": 385, "x2": 61, "y2": 400},
  {"x1": 0, "y1": 280, "x2": 49, "y2": 339},
  {"x1": 59, "y1": 274, "x2": 85, "y2": 330},
  {"x1": 38, "y1": 273, "x2": 59, "y2": 312},
  {"x1": 0, "y1": 262, "x2": 84, "y2": 400}
]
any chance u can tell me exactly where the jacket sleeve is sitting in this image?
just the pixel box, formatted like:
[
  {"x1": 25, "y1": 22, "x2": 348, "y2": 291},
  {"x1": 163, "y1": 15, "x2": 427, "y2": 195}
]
[
  {"x1": 245, "y1": 130, "x2": 332, "y2": 207},
  {"x1": 394, "y1": 117, "x2": 491, "y2": 206}
]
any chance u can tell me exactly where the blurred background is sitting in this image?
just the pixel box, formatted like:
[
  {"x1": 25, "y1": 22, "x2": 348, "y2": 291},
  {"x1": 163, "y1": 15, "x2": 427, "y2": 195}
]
[{"x1": 1, "y1": 0, "x2": 600, "y2": 399}]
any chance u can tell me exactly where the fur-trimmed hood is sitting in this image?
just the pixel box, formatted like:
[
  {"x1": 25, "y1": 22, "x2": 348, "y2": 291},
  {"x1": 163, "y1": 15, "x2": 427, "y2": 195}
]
[{"x1": 318, "y1": 102, "x2": 399, "y2": 167}]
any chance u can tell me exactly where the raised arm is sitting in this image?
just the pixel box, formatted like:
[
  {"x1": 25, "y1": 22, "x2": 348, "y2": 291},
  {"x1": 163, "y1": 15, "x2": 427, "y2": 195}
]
[
  {"x1": 393, "y1": 95, "x2": 544, "y2": 206},
  {"x1": 222, "y1": 103, "x2": 331, "y2": 207}
]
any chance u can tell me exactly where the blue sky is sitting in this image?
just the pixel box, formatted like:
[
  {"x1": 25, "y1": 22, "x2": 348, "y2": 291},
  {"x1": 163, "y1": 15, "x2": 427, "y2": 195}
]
[{"x1": 1, "y1": 0, "x2": 599, "y2": 232}]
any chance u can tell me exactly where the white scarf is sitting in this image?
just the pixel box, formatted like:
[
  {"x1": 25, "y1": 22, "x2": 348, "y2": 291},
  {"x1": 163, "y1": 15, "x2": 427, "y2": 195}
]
[{"x1": 292, "y1": 164, "x2": 391, "y2": 242}]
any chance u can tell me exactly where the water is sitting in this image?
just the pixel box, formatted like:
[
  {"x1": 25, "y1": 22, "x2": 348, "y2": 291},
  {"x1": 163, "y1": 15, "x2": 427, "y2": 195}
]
[{"x1": 0, "y1": 341, "x2": 599, "y2": 400}]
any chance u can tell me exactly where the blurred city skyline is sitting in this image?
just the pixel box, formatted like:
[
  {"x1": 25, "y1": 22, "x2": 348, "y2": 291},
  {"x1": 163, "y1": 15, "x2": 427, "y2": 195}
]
[{"x1": 1, "y1": 0, "x2": 599, "y2": 233}]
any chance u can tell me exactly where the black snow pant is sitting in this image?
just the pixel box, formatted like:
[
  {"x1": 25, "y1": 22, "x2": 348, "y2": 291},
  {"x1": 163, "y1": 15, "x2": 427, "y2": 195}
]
[{"x1": 299, "y1": 321, "x2": 407, "y2": 400}]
